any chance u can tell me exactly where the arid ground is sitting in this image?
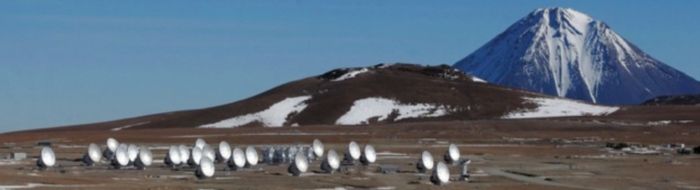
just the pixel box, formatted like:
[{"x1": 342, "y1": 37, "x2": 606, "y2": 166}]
[{"x1": 1, "y1": 106, "x2": 699, "y2": 189}]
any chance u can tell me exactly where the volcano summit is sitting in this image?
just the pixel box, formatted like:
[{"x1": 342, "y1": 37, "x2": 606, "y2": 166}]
[{"x1": 454, "y1": 7, "x2": 700, "y2": 105}]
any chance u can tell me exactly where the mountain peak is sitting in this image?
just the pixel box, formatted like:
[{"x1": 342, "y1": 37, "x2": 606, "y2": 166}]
[
  {"x1": 532, "y1": 8, "x2": 593, "y2": 28},
  {"x1": 454, "y1": 8, "x2": 700, "y2": 105}
]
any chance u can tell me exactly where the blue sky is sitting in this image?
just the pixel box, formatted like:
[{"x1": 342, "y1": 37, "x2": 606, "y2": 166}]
[{"x1": 1, "y1": 0, "x2": 698, "y2": 132}]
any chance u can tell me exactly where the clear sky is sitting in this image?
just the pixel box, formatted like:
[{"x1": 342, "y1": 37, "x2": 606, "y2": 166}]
[{"x1": 1, "y1": 0, "x2": 698, "y2": 132}]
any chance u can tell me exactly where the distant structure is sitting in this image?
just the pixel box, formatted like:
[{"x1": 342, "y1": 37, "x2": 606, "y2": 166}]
[
  {"x1": 82, "y1": 143, "x2": 102, "y2": 166},
  {"x1": 134, "y1": 146, "x2": 153, "y2": 170},
  {"x1": 312, "y1": 139, "x2": 324, "y2": 159},
  {"x1": 178, "y1": 145, "x2": 190, "y2": 165},
  {"x1": 430, "y1": 162, "x2": 450, "y2": 185},
  {"x1": 416, "y1": 151, "x2": 434, "y2": 173},
  {"x1": 10, "y1": 152, "x2": 27, "y2": 161},
  {"x1": 188, "y1": 146, "x2": 203, "y2": 167},
  {"x1": 360, "y1": 144, "x2": 376, "y2": 165},
  {"x1": 321, "y1": 149, "x2": 340, "y2": 173},
  {"x1": 164, "y1": 145, "x2": 182, "y2": 168},
  {"x1": 196, "y1": 157, "x2": 215, "y2": 179},
  {"x1": 216, "y1": 141, "x2": 232, "y2": 163},
  {"x1": 288, "y1": 153, "x2": 308, "y2": 176},
  {"x1": 111, "y1": 144, "x2": 129, "y2": 169},
  {"x1": 444, "y1": 144, "x2": 461, "y2": 165},
  {"x1": 103, "y1": 138, "x2": 119, "y2": 161},
  {"x1": 36, "y1": 146, "x2": 56, "y2": 169},
  {"x1": 228, "y1": 147, "x2": 246, "y2": 170},
  {"x1": 343, "y1": 141, "x2": 361, "y2": 165},
  {"x1": 460, "y1": 159, "x2": 472, "y2": 181},
  {"x1": 245, "y1": 146, "x2": 258, "y2": 167}
]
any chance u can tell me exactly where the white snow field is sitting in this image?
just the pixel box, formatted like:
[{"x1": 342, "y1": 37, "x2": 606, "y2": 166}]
[
  {"x1": 199, "y1": 96, "x2": 312, "y2": 128},
  {"x1": 503, "y1": 97, "x2": 619, "y2": 119},
  {"x1": 335, "y1": 97, "x2": 452, "y2": 125},
  {"x1": 333, "y1": 68, "x2": 370, "y2": 81}
]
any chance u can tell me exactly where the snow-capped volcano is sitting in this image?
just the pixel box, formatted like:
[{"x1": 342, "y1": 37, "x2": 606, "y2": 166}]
[{"x1": 454, "y1": 7, "x2": 700, "y2": 105}]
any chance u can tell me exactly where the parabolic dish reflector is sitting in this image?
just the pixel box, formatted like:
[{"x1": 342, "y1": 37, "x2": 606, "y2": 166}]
[
  {"x1": 135, "y1": 146, "x2": 153, "y2": 169},
  {"x1": 229, "y1": 147, "x2": 246, "y2": 169},
  {"x1": 87, "y1": 143, "x2": 102, "y2": 163},
  {"x1": 194, "y1": 138, "x2": 207, "y2": 150},
  {"x1": 417, "y1": 150, "x2": 434, "y2": 172},
  {"x1": 127, "y1": 144, "x2": 140, "y2": 163},
  {"x1": 196, "y1": 157, "x2": 215, "y2": 179},
  {"x1": 167, "y1": 145, "x2": 182, "y2": 166},
  {"x1": 431, "y1": 161, "x2": 450, "y2": 185},
  {"x1": 202, "y1": 145, "x2": 216, "y2": 162},
  {"x1": 263, "y1": 146, "x2": 275, "y2": 164},
  {"x1": 287, "y1": 146, "x2": 298, "y2": 162},
  {"x1": 312, "y1": 139, "x2": 324, "y2": 158},
  {"x1": 106, "y1": 138, "x2": 119, "y2": 152},
  {"x1": 446, "y1": 144, "x2": 461, "y2": 164},
  {"x1": 217, "y1": 141, "x2": 232, "y2": 162},
  {"x1": 178, "y1": 145, "x2": 190, "y2": 162},
  {"x1": 115, "y1": 144, "x2": 130, "y2": 167},
  {"x1": 38, "y1": 146, "x2": 56, "y2": 168},
  {"x1": 289, "y1": 152, "x2": 308, "y2": 176},
  {"x1": 321, "y1": 149, "x2": 340, "y2": 173},
  {"x1": 190, "y1": 146, "x2": 203, "y2": 166},
  {"x1": 245, "y1": 146, "x2": 258, "y2": 167},
  {"x1": 347, "y1": 141, "x2": 361, "y2": 160},
  {"x1": 360, "y1": 144, "x2": 376, "y2": 165}
]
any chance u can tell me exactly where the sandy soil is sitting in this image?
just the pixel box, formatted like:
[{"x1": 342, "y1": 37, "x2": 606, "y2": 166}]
[{"x1": 1, "y1": 118, "x2": 699, "y2": 189}]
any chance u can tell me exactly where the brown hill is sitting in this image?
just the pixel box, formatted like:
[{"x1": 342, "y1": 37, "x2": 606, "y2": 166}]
[{"x1": 15, "y1": 63, "x2": 621, "y2": 132}]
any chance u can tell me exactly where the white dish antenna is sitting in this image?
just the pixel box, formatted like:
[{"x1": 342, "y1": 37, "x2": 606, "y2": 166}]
[
  {"x1": 106, "y1": 138, "x2": 119, "y2": 152},
  {"x1": 113, "y1": 144, "x2": 130, "y2": 168},
  {"x1": 228, "y1": 147, "x2": 246, "y2": 170},
  {"x1": 165, "y1": 145, "x2": 182, "y2": 168},
  {"x1": 262, "y1": 146, "x2": 275, "y2": 164},
  {"x1": 286, "y1": 146, "x2": 298, "y2": 163},
  {"x1": 135, "y1": 146, "x2": 153, "y2": 170},
  {"x1": 430, "y1": 161, "x2": 450, "y2": 185},
  {"x1": 127, "y1": 144, "x2": 140, "y2": 164},
  {"x1": 194, "y1": 138, "x2": 207, "y2": 150},
  {"x1": 417, "y1": 150, "x2": 434, "y2": 173},
  {"x1": 444, "y1": 144, "x2": 461, "y2": 164},
  {"x1": 312, "y1": 139, "x2": 324, "y2": 158},
  {"x1": 202, "y1": 145, "x2": 216, "y2": 163},
  {"x1": 305, "y1": 146, "x2": 315, "y2": 161},
  {"x1": 321, "y1": 149, "x2": 340, "y2": 173},
  {"x1": 83, "y1": 143, "x2": 102, "y2": 166},
  {"x1": 288, "y1": 152, "x2": 308, "y2": 176},
  {"x1": 245, "y1": 146, "x2": 258, "y2": 167},
  {"x1": 188, "y1": 146, "x2": 203, "y2": 167},
  {"x1": 37, "y1": 146, "x2": 56, "y2": 169},
  {"x1": 273, "y1": 147, "x2": 285, "y2": 164},
  {"x1": 216, "y1": 141, "x2": 232, "y2": 162},
  {"x1": 178, "y1": 145, "x2": 190, "y2": 163},
  {"x1": 345, "y1": 141, "x2": 361, "y2": 163},
  {"x1": 196, "y1": 157, "x2": 215, "y2": 179},
  {"x1": 103, "y1": 138, "x2": 119, "y2": 160},
  {"x1": 360, "y1": 144, "x2": 377, "y2": 165}
]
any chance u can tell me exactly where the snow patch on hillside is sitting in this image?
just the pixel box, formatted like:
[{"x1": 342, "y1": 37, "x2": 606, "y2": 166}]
[
  {"x1": 336, "y1": 97, "x2": 452, "y2": 125},
  {"x1": 333, "y1": 68, "x2": 369, "y2": 81},
  {"x1": 111, "y1": 121, "x2": 150, "y2": 131},
  {"x1": 199, "y1": 96, "x2": 312, "y2": 128},
  {"x1": 471, "y1": 76, "x2": 487, "y2": 83},
  {"x1": 503, "y1": 97, "x2": 619, "y2": 119}
]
